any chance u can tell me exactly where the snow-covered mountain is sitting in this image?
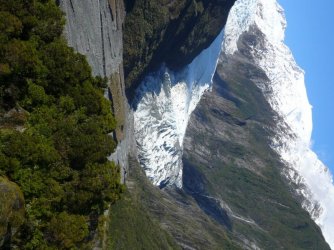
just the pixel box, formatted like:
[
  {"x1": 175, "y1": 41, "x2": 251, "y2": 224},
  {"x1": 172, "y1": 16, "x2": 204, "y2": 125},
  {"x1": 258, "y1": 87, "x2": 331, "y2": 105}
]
[
  {"x1": 223, "y1": 0, "x2": 334, "y2": 247},
  {"x1": 133, "y1": 29, "x2": 224, "y2": 188},
  {"x1": 133, "y1": 0, "x2": 333, "y2": 247}
]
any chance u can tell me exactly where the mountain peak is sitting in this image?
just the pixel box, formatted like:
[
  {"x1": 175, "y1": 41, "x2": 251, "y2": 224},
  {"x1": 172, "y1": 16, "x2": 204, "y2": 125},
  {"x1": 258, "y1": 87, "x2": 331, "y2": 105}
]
[{"x1": 223, "y1": 0, "x2": 334, "y2": 247}]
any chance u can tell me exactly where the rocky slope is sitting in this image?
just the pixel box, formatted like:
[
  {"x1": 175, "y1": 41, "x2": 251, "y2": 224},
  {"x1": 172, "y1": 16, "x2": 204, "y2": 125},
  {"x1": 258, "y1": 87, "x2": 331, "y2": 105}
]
[
  {"x1": 183, "y1": 57, "x2": 330, "y2": 249},
  {"x1": 108, "y1": 157, "x2": 241, "y2": 249},
  {"x1": 222, "y1": 0, "x2": 334, "y2": 247},
  {"x1": 129, "y1": 0, "x2": 333, "y2": 248}
]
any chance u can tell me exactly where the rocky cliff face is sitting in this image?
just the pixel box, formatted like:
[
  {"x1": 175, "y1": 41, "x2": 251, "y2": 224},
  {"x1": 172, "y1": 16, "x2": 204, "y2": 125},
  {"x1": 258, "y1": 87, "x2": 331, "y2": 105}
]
[
  {"x1": 58, "y1": 0, "x2": 333, "y2": 248},
  {"x1": 59, "y1": 0, "x2": 134, "y2": 179},
  {"x1": 123, "y1": 0, "x2": 236, "y2": 97},
  {"x1": 59, "y1": 0, "x2": 124, "y2": 77}
]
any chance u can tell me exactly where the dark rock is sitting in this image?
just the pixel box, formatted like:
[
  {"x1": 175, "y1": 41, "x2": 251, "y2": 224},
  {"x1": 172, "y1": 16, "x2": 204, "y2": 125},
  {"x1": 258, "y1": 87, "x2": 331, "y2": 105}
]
[{"x1": 123, "y1": 0, "x2": 236, "y2": 99}]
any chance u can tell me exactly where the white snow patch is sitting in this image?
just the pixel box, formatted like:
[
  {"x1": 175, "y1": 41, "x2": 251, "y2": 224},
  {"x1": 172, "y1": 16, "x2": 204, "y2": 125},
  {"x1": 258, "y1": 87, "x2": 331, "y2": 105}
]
[
  {"x1": 133, "y1": 29, "x2": 224, "y2": 188},
  {"x1": 224, "y1": 0, "x2": 334, "y2": 247}
]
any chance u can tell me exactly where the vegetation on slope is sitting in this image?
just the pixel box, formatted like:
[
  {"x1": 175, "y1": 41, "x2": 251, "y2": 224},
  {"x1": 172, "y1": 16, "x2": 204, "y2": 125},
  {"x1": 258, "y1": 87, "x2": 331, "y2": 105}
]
[
  {"x1": 108, "y1": 158, "x2": 181, "y2": 250},
  {"x1": 123, "y1": 0, "x2": 235, "y2": 98},
  {"x1": 0, "y1": 0, "x2": 123, "y2": 248},
  {"x1": 108, "y1": 190, "x2": 180, "y2": 250},
  {"x1": 108, "y1": 157, "x2": 242, "y2": 250},
  {"x1": 0, "y1": 177, "x2": 25, "y2": 247}
]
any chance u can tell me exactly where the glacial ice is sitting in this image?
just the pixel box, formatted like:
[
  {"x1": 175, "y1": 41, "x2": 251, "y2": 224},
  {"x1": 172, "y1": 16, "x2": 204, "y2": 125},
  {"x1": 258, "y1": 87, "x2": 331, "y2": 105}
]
[
  {"x1": 133, "y1": 29, "x2": 224, "y2": 188},
  {"x1": 224, "y1": 0, "x2": 334, "y2": 247},
  {"x1": 133, "y1": 0, "x2": 334, "y2": 246}
]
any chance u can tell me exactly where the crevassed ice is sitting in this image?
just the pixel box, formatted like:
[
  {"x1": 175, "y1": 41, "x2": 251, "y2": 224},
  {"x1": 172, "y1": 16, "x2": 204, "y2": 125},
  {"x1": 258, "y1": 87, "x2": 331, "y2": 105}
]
[
  {"x1": 224, "y1": 0, "x2": 334, "y2": 247},
  {"x1": 134, "y1": 29, "x2": 224, "y2": 188}
]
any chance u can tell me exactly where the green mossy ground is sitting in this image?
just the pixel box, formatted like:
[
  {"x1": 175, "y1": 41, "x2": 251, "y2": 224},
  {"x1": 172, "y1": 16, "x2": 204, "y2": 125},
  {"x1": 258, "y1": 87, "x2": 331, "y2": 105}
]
[{"x1": 108, "y1": 158, "x2": 181, "y2": 250}]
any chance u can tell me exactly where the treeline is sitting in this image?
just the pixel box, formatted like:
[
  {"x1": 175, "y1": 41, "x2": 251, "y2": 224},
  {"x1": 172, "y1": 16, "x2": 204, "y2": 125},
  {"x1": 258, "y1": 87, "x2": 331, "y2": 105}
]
[{"x1": 0, "y1": 0, "x2": 123, "y2": 249}]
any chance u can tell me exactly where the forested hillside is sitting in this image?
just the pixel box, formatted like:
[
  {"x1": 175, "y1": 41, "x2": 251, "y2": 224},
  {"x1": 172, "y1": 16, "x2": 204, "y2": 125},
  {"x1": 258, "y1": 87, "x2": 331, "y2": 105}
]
[{"x1": 0, "y1": 0, "x2": 123, "y2": 248}]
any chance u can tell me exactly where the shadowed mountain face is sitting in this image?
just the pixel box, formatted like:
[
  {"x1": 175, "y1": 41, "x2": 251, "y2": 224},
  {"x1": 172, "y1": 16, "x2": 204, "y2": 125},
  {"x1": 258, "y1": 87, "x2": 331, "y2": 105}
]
[
  {"x1": 118, "y1": 0, "x2": 331, "y2": 247},
  {"x1": 108, "y1": 47, "x2": 330, "y2": 249},
  {"x1": 123, "y1": 0, "x2": 236, "y2": 97},
  {"x1": 108, "y1": 59, "x2": 330, "y2": 249},
  {"x1": 182, "y1": 52, "x2": 330, "y2": 249}
]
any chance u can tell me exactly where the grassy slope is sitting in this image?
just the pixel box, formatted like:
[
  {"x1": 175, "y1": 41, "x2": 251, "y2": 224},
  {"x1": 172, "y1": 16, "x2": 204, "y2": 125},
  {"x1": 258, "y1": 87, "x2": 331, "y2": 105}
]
[
  {"x1": 108, "y1": 190, "x2": 179, "y2": 250},
  {"x1": 108, "y1": 158, "x2": 241, "y2": 250},
  {"x1": 108, "y1": 157, "x2": 181, "y2": 250}
]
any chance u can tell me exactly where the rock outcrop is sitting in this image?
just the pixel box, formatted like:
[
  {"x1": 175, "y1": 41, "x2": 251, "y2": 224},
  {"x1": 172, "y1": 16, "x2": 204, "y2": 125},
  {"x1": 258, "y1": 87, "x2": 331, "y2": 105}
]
[
  {"x1": 0, "y1": 177, "x2": 25, "y2": 248},
  {"x1": 59, "y1": 0, "x2": 134, "y2": 178},
  {"x1": 123, "y1": 0, "x2": 236, "y2": 98},
  {"x1": 59, "y1": 0, "x2": 124, "y2": 77}
]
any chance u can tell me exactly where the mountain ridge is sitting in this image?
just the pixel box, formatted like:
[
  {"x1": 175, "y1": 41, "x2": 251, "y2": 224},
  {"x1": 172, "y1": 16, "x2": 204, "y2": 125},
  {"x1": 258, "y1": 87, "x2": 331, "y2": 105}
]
[{"x1": 1, "y1": 0, "x2": 331, "y2": 248}]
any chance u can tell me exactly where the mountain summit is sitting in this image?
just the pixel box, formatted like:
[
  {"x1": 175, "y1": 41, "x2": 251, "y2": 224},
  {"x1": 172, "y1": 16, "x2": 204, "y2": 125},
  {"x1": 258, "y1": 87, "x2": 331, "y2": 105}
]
[{"x1": 1, "y1": 0, "x2": 332, "y2": 248}]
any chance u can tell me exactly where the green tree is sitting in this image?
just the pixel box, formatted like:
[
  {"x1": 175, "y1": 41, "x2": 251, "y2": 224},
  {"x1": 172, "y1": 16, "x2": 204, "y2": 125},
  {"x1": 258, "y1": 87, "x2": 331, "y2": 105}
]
[
  {"x1": 0, "y1": 0, "x2": 123, "y2": 248},
  {"x1": 48, "y1": 212, "x2": 89, "y2": 249}
]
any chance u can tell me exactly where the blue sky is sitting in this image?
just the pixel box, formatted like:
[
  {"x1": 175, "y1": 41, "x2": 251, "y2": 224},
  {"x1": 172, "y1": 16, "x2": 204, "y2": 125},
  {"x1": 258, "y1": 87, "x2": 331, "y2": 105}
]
[{"x1": 278, "y1": 0, "x2": 334, "y2": 171}]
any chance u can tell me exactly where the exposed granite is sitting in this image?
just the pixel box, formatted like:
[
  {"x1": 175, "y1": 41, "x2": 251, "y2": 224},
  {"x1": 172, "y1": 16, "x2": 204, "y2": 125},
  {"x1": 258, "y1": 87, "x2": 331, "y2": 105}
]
[
  {"x1": 59, "y1": 0, "x2": 124, "y2": 77},
  {"x1": 59, "y1": 0, "x2": 134, "y2": 179},
  {"x1": 58, "y1": 5, "x2": 134, "y2": 248}
]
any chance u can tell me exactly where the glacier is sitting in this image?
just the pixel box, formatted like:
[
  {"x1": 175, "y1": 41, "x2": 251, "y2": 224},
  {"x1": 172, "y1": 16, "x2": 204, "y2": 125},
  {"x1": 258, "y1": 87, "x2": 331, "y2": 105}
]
[
  {"x1": 223, "y1": 0, "x2": 334, "y2": 247},
  {"x1": 133, "y1": 29, "x2": 224, "y2": 188},
  {"x1": 133, "y1": 0, "x2": 334, "y2": 246}
]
